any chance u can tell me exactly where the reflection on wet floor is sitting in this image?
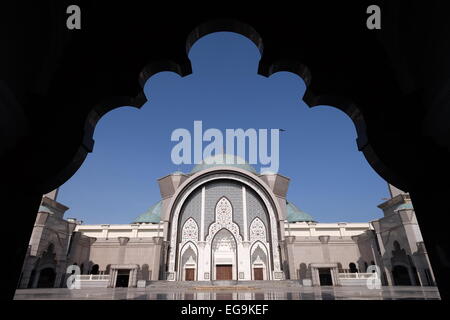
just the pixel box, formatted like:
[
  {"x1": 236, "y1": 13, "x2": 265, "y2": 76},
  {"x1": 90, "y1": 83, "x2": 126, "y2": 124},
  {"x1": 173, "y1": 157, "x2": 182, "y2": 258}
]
[
  {"x1": 127, "y1": 289, "x2": 440, "y2": 300},
  {"x1": 14, "y1": 286, "x2": 441, "y2": 300}
]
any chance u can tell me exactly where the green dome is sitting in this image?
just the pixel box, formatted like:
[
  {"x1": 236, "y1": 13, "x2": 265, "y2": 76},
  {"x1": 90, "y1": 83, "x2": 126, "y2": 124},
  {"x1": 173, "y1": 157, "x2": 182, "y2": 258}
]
[
  {"x1": 190, "y1": 154, "x2": 257, "y2": 174},
  {"x1": 38, "y1": 205, "x2": 53, "y2": 214},
  {"x1": 286, "y1": 201, "x2": 314, "y2": 222},
  {"x1": 134, "y1": 200, "x2": 162, "y2": 223},
  {"x1": 394, "y1": 202, "x2": 414, "y2": 211}
]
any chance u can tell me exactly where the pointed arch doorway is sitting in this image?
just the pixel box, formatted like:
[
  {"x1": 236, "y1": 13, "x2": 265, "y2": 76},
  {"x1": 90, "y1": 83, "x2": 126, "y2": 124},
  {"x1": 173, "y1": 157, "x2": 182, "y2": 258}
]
[{"x1": 211, "y1": 228, "x2": 237, "y2": 280}]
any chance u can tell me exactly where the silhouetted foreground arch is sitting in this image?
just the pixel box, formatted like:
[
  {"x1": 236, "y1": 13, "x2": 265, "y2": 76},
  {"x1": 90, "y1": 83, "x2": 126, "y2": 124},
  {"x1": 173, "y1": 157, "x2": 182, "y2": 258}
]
[{"x1": 1, "y1": 1, "x2": 450, "y2": 300}]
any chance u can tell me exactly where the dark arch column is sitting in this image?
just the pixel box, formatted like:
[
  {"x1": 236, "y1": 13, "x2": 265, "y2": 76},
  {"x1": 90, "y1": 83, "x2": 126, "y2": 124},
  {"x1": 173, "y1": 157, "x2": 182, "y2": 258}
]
[{"x1": 2, "y1": 2, "x2": 450, "y2": 300}]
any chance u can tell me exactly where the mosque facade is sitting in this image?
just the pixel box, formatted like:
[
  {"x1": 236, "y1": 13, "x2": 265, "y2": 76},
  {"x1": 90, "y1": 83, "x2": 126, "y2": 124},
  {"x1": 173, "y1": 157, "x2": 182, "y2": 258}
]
[{"x1": 17, "y1": 155, "x2": 436, "y2": 289}]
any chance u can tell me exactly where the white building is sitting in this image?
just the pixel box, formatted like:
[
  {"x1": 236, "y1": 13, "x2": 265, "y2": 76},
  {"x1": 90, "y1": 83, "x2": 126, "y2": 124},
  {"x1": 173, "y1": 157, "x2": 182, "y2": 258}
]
[{"x1": 18, "y1": 154, "x2": 436, "y2": 288}]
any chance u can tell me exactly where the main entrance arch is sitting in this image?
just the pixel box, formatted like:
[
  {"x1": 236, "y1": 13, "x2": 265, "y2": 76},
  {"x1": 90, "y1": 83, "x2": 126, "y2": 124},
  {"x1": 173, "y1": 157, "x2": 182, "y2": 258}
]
[
  {"x1": 212, "y1": 228, "x2": 237, "y2": 280},
  {"x1": 167, "y1": 167, "x2": 284, "y2": 281}
]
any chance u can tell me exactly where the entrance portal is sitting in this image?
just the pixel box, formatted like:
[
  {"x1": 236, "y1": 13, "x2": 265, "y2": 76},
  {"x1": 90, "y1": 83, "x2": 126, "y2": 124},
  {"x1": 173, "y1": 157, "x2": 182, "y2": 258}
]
[
  {"x1": 116, "y1": 269, "x2": 130, "y2": 287},
  {"x1": 216, "y1": 265, "x2": 233, "y2": 280},
  {"x1": 253, "y1": 268, "x2": 264, "y2": 280},
  {"x1": 185, "y1": 268, "x2": 195, "y2": 281},
  {"x1": 318, "y1": 268, "x2": 333, "y2": 286},
  {"x1": 393, "y1": 265, "x2": 412, "y2": 286},
  {"x1": 37, "y1": 268, "x2": 56, "y2": 288},
  {"x1": 212, "y1": 228, "x2": 236, "y2": 280}
]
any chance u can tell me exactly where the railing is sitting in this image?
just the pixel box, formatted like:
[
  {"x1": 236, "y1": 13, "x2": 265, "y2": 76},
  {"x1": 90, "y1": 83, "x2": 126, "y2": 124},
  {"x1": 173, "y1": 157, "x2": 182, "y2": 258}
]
[
  {"x1": 338, "y1": 272, "x2": 378, "y2": 279},
  {"x1": 76, "y1": 275, "x2": 110, "y2": 281}
]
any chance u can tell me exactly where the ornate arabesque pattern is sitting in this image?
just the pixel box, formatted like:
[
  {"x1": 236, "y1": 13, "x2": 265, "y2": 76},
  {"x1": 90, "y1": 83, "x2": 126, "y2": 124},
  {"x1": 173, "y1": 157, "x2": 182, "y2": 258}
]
[
  {"x1": 250, "y1": 217, "x2": 266, "y2": 242},
  {"x1": 212, "y1": 228, "x2": 237, "y2": 251},
  {"x1": 168, "y1": 173, "x2": 283, "y2": 279},
  {"x1": 251, "y1": 243, "x2": 267, "y2": 265},
  {"x1": 206, "y1": 197, "x2": 242, "y2": 242},
  {"x1": 182, "y1": 218, "x2": 198, "y2": 242},
  {"x1": 181, "y1": 245, "x2": 197, "y2": 267}
]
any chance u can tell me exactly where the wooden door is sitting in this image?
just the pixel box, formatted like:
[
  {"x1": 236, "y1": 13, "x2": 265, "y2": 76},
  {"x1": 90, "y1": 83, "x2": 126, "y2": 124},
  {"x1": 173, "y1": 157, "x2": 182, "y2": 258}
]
[
  {"x1": 185, "y1": 268, "x2": 195, "y2": 281},
  {"x1": 216, "y1": 265, "x2": 233, "y2": 280},
  {"x1": 253, "y1": 268, "x2": 264, "y2": 280}
]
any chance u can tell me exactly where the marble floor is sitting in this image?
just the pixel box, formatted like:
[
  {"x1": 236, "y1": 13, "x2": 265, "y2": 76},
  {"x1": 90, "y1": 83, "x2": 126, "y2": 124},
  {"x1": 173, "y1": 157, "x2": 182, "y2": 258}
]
[{"x1": 14, "y1": 285, "x2": 440, "y2": 300}]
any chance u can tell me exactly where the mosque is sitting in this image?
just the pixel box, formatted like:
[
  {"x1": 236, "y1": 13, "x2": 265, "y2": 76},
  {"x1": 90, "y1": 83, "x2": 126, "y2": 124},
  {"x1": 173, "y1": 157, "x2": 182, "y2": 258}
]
[{"x1": 17, "y1": 154, "x2": 435, "y2": 289}]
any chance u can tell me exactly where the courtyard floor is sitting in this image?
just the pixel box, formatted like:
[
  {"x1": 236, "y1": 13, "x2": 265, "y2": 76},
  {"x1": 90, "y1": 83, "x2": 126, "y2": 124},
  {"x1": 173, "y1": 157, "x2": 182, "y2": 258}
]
[{"x1": 14, "y1": 285, "x2": 440, "y2": 300}]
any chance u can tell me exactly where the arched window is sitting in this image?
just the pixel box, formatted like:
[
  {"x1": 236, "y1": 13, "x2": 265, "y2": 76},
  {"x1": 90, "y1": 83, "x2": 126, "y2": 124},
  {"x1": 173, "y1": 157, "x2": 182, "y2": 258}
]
[{"x1": 349, "y1": 262, "x2": 358, "y2": 273}]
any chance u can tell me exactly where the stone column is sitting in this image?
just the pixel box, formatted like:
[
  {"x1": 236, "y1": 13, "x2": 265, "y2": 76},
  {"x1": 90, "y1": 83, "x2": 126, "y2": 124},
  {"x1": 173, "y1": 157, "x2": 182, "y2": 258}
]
[
  {"x1": 19, "y1": 267, "x2": 33, "y2": 289},
  {"x1": 1, "y1": 187, "x2": 42, "y2": 298},
  {"x1": 200, "y1": 186, "x2": 205, "y2": 241},
  {"x1": 109, "y1": 268, "x2": 117, "y2": 287},
  {"x1": 101, "y1": 225, "x2": 110, "y2": 239},
  {"x1": 311, "y1": 267, "x2": 320, "y2": 286},
  {"x1": 417, "y1": 241, "x2": 436, "y2": 285},
  {"x1": 129, "y1": 266, "x2": 138, "y2": 287},
  {"x1": 332, "y1": 267, "x2": 340, "y2": 286},
  {"x1": 160, "y1": 240, "x2": 170, "y2": 280},
  {"x1": 151, "y1": 236, "x2": 164, "y2": 280},
  {"x1": 407, "y1": 266, "x2": 418, "y2": 286},
  {"x1": 381, "y1": 259, "x2": 394, "y2": 286},
  {"x1": 241, "y1": 241, "x2": 251, "y2": 280},
  {"x1": 118, "y1": 237, "x2": 129, "y2": 264},
  {"x1": 203, "y1": 242, "x2": 212, "y2": 281},
  {"x1": 242, "y1": 186, "x2": 248, "y2": 241},
  {"x1": 18, "y1": 253, "x2": 34, "y2": 289},
  {"x1": 319, "y1": 235, "x2": 331, "y2": 262},
  {"x1": 54, "y1": 262, "x2": 66, "y2": 288},
  {"x1": 31, "y1": 269, "x2": 41, "y2": 288},
  {"x1": 409, "y1": 187, "x2": 450, "y2": 300},
  {"x1": 284, "y1": 236, "x2": 297, "y2": 280},
  {"x1": 197, "y1": 241, "x2": 206, "y2": 280}
]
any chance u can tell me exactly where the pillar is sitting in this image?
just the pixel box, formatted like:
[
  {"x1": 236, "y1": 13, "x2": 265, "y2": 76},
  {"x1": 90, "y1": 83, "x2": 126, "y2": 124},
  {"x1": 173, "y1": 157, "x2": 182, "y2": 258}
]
[
  {"x1": 1, "y1": 187, "x2": 42, "y2": 298},
  {"x1": 284, "y1": 236, "x2": 297, "y2": 280},
  {"x1": 197, "y1": 241, "x2": 206, "y2": 280},
  {"x1": 410, "y1": 186, "x2": 450, "y2": 300},
  {"x1": 241, "y1": 241, "x2": 251, "y2": 280},
  {"x1": 242, "y1": 186, "x2": 248, "y2": 241},
  {"x1": 319, "y1": 235, "x2": 331, "y2": 262},
  {"x1": 54, "y1": 263, "x2": 67, "y2": 288},
  {"x1": 381, "y1": 259, "x2": 394, "y2": 286},
  {"x1": 151, "y1": 236, "x2": 164, "y2": 280},
  {"x1": 18, "y1": 255, "x2": 35, "y2": 289},
  {"x1": 118, "y1": 237, "x2": 129, "y2": 264}
]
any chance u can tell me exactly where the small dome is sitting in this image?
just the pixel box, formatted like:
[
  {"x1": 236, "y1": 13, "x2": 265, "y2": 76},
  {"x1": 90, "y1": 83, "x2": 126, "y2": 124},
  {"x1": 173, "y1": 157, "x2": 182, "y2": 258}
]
[
  {"x1": 286, "y1": 201, "x2": 315, "y2": 222},
  {"x1": 394, "y1": 202, "x2": 414, "y2": 211},
  {"x1": 190, "y1": 153, "x2": 257, "y2": 174},
  {"x1": 38, "y1": 205, "x2": 53, "y2": 214},
  {"x1": 133, "y1": 200, "x2": 162, "y2": 223}
]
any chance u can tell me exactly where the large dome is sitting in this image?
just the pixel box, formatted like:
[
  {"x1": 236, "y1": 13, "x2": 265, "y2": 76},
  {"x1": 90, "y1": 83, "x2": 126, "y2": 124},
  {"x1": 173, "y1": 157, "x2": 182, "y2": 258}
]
[
  {"x1": 286, "y1": 200, "x2": 315, "y2": 222},
  {"x1": 190, "y1": 153, "x2": 257, "y2": 174},
  {"x1": 134, "y1": 200, "x2": 162, "y2": 223}
]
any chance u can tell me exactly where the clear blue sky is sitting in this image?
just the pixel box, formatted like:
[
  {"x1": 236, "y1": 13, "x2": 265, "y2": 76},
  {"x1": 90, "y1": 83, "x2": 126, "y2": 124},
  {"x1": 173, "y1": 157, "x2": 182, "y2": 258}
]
[{"x1": 58, "y1": 32, "x2": 390, "y2": 224}]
